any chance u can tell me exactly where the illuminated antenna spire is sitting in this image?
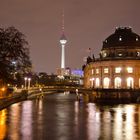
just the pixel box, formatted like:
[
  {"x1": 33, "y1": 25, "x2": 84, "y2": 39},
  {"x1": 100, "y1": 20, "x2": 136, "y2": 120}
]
[
  {"x1": 60, "y1": 9, "x2": 67, "y2": 44},
  {"x1": 62, "y1": 9, "x2": 65, "y2": 33}
]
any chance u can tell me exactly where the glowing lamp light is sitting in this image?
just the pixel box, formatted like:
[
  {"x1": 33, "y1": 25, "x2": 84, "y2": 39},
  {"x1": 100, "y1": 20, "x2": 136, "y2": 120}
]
[
  {"x1": 1, "y1": 87, "x2": 5, "y2": 92},
  {"x1": 24, "y1": 77, "x2": 27, "y2": 81},
  {"x1": 28, "y1": 78, "x2": 31, "y2": 81}
]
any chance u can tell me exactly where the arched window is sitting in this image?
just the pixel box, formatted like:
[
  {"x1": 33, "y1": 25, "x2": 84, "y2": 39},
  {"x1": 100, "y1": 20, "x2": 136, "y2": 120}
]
[
  {"x1": 139, "y1": 78, "x2": 140, "y2": 88},
  {"x1": 90, "y1": 78, "x2": 94, "y2": 88},
  {"x1": 127, "y1": 77, "x2": 134, "y2": 88},
  {"x1": 95, "y1": 78, "x2": 100, "y2": 88},
  {"x1": 114, "y1": 77, "x2": 121, "y2": 88},
  {"x1": 103, "y1": 77, "x2": 110, "y2": 88}
]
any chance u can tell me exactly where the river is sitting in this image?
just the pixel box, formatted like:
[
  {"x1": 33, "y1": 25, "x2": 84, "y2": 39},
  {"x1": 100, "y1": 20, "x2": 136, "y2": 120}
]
[{"x1": 0, "y1": 93, "x2": 140, "y2": 140}]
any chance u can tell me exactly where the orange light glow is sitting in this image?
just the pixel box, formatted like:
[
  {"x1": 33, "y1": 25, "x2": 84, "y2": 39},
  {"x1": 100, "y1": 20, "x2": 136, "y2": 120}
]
[
  {"x1": 1, "y1": 87, "x2": 5, "y2": 92},
  {"x1": 0, "y1": 109, "x2": 7, "y2": 140}
]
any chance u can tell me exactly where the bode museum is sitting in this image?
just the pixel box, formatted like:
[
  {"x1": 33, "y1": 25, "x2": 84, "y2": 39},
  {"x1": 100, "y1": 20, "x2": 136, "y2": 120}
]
[{"x1": 84, "y1": 27, "x2": 140, "y2": 89}]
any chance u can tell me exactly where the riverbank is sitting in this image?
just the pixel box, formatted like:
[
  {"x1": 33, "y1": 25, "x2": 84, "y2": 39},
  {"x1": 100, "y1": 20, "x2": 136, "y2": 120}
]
[
  {"x1": 88, "y1": 88, "x2": 140, "y2": 104},
  {"x1": 0, "y1": 90, "x2": 28, "y2": 110},
  {"x1": 0, "y1": 90, "x2": 57, "y2": 110}
]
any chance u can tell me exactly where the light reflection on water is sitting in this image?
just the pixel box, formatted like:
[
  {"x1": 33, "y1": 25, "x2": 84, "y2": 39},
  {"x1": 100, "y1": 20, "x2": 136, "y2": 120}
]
[
  {"x1": 21, "y1": 101, "x2": 33, "y2": 140},
  {"x1": 86, "y1": 103, "x2": 100, "y2": 140},
  {"x1": 0, "y1": 109, "x2": 7, "y2": 140},
  {"x1": 8, "y1": 103, "x2": 21, "y2": 140},
  {"x1": 0, "y1": 93, "x2": 140, "y2": 140}
]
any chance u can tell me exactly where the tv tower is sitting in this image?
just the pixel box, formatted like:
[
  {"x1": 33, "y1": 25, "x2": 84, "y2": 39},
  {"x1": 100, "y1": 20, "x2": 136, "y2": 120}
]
[{"x1": 59, "y1": 11, "x2": 67, "y2": 69}]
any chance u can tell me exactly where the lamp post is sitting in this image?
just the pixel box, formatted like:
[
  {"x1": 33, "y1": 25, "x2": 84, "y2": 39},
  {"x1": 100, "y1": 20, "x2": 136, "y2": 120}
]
[
  {"x1": 28, "y1": 78, "x2": 31, "y2": 89},
  {"x1": 24, "y1": 77, "x2": 27, "y2": 89}
]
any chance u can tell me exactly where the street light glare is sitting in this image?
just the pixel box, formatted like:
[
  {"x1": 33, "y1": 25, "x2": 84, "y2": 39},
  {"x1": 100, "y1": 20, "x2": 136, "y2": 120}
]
[
  {"x1": 28, "y1": 78, "x2": 31, "y2": 81},
  {"x1": 24, "y1": 77, "x2": 27, "y2": 80}
]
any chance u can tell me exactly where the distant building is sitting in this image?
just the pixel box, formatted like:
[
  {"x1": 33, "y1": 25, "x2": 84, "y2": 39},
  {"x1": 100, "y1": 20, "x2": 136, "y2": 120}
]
[
  {"x1": 70, "y1": 69, "x2": 83, "y2": 85},
  {"x1": 57, "y1": 67, "x2": 71, "y2": 77},
  {"x1": 84, "y1": 27, "x2": 140, "y2": 89},
  {"x1": 71, "y1": 69, "x2": 83, "y2": 77},
  {"x1": 56, "y1": 67, "x2": 84, "y2": 85}
]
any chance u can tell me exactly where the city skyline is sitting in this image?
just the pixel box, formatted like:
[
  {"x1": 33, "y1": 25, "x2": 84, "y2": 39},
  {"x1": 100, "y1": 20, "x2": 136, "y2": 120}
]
[{"x1": 0, "y1": 0, "x2": 140, "y2": 73}]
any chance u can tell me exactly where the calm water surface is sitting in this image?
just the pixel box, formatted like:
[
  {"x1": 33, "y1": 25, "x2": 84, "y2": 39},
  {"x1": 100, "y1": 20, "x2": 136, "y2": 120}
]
[{"x1": 0, "y1": 93, "x2": 140, "y2": 140}]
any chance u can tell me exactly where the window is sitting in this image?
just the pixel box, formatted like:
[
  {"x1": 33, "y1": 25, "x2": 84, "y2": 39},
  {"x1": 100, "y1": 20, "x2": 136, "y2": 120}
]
[
  {"x1": 104, "y1": 68, "x2": 109, "y2": 73},
  {"x1": 119, "y1": 36, "x2": 122, "y2": 41},
  {"x1": 96, "y1": 68, "x2": 99, "y2": 74},
  {"x1": 117, "y1": 51, "x2": 123, "y2": 57},
  {"x1": 137, "y1": 52, "x2": 140, "y2": 56},
  {"x1": 95, "y1": 78, "x2": 100, "y2": 88},
  {"x1": 90, "y1": 78, "x2": 94, "y2": 87},
  {"x1": 115, "y1": 67, "x2": 122, "y2": 73},
  {"x1": 127, "y1": 67, "x2": 133, "y2": 73},
  {"x1": 127, "y1": 77, "x2": 134, "y2": 88},
  {"x1": 103, "y1": 77, "x2": 110, "y2": 88},
  {"x1": 139, "y1": 78, "x2": 140, "y2": 88},
  {"x1": 91, "y1": 69, "x2": 94, "y2": 74},
  {"x1": 118, "y1": 53, "x2": 122, "y2": 56},
  {"x1": 102, "y1": 52, "x2": 107, "y2": 57},
  {"x1": 114, "y1": 77, "x2": 121, "y2": 88}
]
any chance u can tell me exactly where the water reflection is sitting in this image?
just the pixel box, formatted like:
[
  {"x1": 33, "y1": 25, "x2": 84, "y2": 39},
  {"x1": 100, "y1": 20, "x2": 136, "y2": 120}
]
[
  {"x1": 0, "y1": 94, "x2": 140, "y2": 140},
  {"x1": 21, "y1": 101, "x2": 33, "y2": 140},
  {"x1": 8, "y1": 103, "x2": 21, "y2": 140},
  {"x1": 86, "y1": 103, "x2": 100, "y2": 140},
  {"x1": 96, "y1": 105, "x2": 140, "y2": 140},
  {"x1": 0, "y1": 109, "x2": 7, "y2": 140},
  {"x1": 74, "y1": 101, "x2": 79, "y2": 139}
]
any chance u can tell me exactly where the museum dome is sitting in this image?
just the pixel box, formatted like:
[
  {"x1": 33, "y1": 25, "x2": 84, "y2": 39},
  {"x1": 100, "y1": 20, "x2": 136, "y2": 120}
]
[{"x1": 103, "y1": 27, "x2": 140, "y2": 48}]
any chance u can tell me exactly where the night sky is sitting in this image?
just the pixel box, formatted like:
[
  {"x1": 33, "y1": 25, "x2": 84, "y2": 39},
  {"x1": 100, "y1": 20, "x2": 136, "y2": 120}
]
[{"x1": 0, "y1": 0, "x2": 140, "y2": 73}]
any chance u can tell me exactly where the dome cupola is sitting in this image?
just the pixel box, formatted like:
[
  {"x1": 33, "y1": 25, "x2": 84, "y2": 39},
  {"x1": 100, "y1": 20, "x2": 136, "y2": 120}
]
[
  {"x1": 100, "y1": 27, "x2": 140, "y2": 60},
  {"x1": 103, "y1": 27, "x2": 140, "y2": 48}
]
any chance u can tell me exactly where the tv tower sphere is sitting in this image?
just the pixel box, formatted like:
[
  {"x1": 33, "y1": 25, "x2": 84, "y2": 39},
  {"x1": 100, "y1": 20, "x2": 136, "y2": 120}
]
[{"x1": 60, "y1": 34, "x2": 67, "y2": 44}]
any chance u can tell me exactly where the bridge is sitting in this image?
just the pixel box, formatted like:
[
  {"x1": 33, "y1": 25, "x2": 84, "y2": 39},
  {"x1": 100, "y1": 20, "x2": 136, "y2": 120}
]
[
  {"x1": 26, "y1": 86, "x2": 92, "y2": 99},
  {"x1": 25, "y1": 86, "x2": 140, "y2": 103}
]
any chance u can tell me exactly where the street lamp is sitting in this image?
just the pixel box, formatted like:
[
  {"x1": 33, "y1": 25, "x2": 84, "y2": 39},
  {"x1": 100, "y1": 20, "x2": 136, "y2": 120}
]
[
  {"x1": 24, "y1": 77, "x2": 27, "y2": 89},
  {"x1": 28, "y1": 78, "x2": 31, "y2": 89}
]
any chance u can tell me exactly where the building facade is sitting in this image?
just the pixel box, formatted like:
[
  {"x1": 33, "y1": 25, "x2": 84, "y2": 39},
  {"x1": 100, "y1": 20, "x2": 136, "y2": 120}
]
[{"x1": 84, "y1": 27, "x2": 140, "y2": 89}]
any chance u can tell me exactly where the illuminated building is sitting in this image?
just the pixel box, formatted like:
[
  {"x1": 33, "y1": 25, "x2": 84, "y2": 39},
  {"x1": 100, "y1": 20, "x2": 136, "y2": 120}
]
[
  {"x1": 57, "y1": 67, "x2": 70, "y2": 77},
  {"x1": 71, "y1": 69, "x2": 83, "y2": 77},
  {"x1": 84, "y1": 27, "x2": 140, "y2": 89}
]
